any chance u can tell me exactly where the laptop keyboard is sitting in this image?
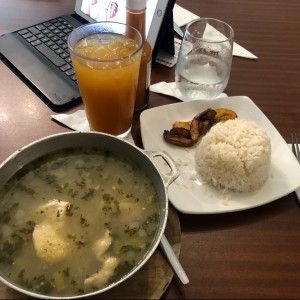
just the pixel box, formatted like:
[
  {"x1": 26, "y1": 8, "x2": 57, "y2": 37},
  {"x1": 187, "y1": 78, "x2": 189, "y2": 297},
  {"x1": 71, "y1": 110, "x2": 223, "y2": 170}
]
[{"x1": 17, "y1": 17, "x2": 77, "y2": 82}]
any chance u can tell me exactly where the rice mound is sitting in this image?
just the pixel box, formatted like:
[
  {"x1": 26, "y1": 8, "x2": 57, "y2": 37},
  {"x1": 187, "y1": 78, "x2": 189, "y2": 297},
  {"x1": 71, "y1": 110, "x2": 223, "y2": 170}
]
[{"x1": 195, "y1": 119, "x2": 271, "y2": 192}]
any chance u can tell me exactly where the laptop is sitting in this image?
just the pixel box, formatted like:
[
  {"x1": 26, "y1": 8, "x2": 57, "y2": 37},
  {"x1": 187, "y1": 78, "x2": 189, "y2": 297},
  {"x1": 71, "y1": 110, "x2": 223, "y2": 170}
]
[{"x1": 0, "y1": 0, "x2": 175, "y2": 111}]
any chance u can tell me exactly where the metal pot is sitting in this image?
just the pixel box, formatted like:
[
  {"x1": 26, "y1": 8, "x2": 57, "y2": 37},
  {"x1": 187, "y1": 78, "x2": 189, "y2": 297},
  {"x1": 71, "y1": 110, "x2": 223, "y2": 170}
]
[{"x1": 0, "y1": 131, "x2": 179, "y2": 299}]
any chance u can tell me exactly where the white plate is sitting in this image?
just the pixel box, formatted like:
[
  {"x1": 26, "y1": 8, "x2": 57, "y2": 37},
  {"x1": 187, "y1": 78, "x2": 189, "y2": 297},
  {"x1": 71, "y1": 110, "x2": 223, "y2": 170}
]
[{"x1": 140, "y1": 96, "x2": 300, "y2": 214}]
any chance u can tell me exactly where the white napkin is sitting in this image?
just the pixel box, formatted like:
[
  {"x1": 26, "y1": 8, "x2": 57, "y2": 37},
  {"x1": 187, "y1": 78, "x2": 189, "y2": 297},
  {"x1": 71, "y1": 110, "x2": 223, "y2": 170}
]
[
  {"x1": 51, "y1": 110, "x2": 90, "y2": 132},
  {"x1": 51, "y1": 110, "x2": 135, "y2": 143},
  {"x1": 149, "y1": 81, "x2": 227, "y2": 102},
  {"x1": 173, "y1": 4, "x2": 199, "y2": 27},
  {"x1": 173, "y1": 4, "x2": 258, "y2": 60}
]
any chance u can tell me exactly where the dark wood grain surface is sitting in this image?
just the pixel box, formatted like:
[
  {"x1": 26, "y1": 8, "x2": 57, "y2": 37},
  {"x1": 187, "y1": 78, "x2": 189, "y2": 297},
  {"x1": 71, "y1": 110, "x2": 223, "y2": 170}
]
[{"x1": 1, "y1": 0, "x2": 300, "y2": 299}]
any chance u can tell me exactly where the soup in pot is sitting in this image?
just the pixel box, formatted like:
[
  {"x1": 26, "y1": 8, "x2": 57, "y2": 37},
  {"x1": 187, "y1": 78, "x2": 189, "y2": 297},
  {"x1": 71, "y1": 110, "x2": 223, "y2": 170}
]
[{"x1": 0, "y1": 148, "x2": 160, "y2": 297}]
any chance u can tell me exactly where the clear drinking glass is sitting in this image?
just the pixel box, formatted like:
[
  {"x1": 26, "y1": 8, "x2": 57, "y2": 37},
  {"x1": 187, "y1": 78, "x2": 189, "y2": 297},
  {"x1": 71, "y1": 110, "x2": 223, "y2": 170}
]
[
  {"x1": 68, "y1": 22, "x2": 143, "y2": 138},
  {"x1": 175, "y1": 18, "x2": 234, "y2": 100}
]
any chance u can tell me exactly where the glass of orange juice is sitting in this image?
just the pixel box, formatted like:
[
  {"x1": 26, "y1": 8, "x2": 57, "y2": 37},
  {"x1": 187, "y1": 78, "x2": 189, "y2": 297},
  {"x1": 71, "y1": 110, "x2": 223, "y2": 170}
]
[{"x1": 68, "y1": 22, "x2": 143, "y2": 138}]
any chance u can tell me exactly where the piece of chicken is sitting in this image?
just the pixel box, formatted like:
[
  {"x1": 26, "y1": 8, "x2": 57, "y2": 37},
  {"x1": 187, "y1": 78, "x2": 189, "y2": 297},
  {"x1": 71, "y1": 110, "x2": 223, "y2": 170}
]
[
  {"x1": 92, "y1": 229, "x2": 112, "y2": 261},
  {"x1": 32, "y1": 223, "x2": 71, "y2": 264},
  {"x1": 32, "y1": 199, "x2": 72, "y2": 264},
  {"x1": 84, "y1": 256, "x2": 119, "y2": 289},
  {"x1": 84, "y1": 229, "x2": 119, "y2": 289}
]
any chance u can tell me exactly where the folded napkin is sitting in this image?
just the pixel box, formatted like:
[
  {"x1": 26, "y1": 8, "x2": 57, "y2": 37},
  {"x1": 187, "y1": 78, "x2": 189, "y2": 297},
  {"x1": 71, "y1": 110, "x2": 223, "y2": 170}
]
[
  {"x1": 52, "y1": 110, "x2": 90, "y2": 132},
  {"x1": 173, "y1": 4, "x2": 199, "y2": 27},
  {"x1": 173, "y1": 4, "x2": 258, "y2": 60},
  {"x1": 150, "y1": 81, "x2": 227, "y2": 102},
  {"x1": 51, "y1": 110, "x2": 135, "y2": 143}
]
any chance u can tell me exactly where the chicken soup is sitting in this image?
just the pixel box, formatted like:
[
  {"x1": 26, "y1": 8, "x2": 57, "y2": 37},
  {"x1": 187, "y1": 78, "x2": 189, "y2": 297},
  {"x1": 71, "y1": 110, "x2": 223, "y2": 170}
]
[{"x1": 0, "y1": 148, "x2": 160, "y2": 297}]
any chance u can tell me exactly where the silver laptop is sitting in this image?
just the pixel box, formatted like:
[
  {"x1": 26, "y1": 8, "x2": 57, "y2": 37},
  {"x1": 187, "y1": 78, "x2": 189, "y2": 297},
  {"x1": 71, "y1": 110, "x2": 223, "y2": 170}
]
[{"x1": 0, "y1": 0, "x2": 175, "y2": 111}]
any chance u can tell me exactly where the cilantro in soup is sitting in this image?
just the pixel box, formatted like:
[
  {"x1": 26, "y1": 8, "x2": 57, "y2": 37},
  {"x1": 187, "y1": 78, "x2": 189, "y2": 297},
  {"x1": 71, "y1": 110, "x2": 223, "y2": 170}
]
[{"x1": 0, "y1": 148, "x2": 160, "y2": 297}]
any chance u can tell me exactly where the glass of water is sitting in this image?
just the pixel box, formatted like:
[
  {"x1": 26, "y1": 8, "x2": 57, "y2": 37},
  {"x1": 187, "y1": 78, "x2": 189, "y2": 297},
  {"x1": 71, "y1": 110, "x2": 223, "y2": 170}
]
[{"x1": 175, "y1": 18, "x2": 234, "y2": 100}]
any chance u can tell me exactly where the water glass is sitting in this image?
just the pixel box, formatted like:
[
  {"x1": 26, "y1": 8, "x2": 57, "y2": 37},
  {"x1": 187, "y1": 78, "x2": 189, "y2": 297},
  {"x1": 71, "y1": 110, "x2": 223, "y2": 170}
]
[{"x1": 175, "y1": 18, "x2": 234, "y2": 100}]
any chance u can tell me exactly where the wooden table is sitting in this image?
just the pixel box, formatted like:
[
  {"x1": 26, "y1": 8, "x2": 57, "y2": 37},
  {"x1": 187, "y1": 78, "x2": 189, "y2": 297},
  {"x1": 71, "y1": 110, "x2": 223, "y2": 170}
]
[{"x1": 1, "y1": 0, "x2": 300, "y2": 299}]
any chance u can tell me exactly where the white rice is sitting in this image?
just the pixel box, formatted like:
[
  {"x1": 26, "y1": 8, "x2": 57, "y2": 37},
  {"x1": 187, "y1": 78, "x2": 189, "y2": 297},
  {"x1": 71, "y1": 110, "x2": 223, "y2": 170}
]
[{"x1": 195, "y1": 119, "x2": 271, "y2": 192}]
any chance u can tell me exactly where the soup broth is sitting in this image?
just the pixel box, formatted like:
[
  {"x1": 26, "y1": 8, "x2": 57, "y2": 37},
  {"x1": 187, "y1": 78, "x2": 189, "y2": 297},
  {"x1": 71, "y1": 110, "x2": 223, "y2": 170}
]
[{"x1": 0, "y1": 148, "x2": 160, "y2": 297}]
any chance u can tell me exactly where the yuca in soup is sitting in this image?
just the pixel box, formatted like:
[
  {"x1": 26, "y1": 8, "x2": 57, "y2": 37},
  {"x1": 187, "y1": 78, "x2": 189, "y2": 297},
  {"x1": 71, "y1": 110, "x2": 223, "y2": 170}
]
[{"x1": 0, "y1": 148, "x2": 160, "y2": 297}]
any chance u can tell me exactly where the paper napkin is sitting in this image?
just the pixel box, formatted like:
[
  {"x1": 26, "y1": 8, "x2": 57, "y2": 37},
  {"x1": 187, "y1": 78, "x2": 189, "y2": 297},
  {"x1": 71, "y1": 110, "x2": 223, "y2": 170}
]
[
  {"x1": 173, "y1": 4, "x2": 200, "y2": 27},
  {"x1": 51, "y1": 110, "x2": 135, "y2": 143},
  {"x1": 51, "y1": 110, "x2": 90, "y2": 132},
  {"x1": 149, "y1": 81, "x2": 227, "y2": 102},
  {"x1": 173, "y1": 4, "x2": 258, "y2": 60}
]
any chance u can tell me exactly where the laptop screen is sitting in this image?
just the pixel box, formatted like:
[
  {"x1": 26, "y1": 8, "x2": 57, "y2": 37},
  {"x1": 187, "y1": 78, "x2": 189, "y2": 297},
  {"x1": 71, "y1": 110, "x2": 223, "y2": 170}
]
[{"x1": 75, "y1": 0, "x2": 171, "y2": 50}]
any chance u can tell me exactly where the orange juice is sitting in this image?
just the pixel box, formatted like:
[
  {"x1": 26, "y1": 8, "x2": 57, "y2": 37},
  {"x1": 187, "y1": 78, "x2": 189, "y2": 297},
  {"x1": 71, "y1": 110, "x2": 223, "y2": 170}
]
[{"x1": 70, "y1": 31, "x2": 142, "y2": 137}]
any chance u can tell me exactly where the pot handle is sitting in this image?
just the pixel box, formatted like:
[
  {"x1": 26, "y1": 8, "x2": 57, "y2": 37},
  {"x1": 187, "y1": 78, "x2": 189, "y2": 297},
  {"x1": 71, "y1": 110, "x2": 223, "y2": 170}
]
[{"x1": 145, "y1": 150, "x2": 180, "y2": 187}]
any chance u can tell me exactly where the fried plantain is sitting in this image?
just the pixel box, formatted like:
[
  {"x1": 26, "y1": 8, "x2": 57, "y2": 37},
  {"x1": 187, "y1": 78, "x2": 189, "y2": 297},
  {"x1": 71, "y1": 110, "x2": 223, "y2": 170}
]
[
  {"x1": 163, "y1": 129, "x2": 194, "y2": 147},
  {"x1": 214, "y1": 108, "x2": 237, "y2": 122},
  {"x1": 172, "y1": 120, "x2": 192, "y2": 130},
  {"x1": 163, "y1": 107, "x2": 237, "y2": 147},
  {"x1": 190, "y1": 118, "x2": 200, "y2": 143}
]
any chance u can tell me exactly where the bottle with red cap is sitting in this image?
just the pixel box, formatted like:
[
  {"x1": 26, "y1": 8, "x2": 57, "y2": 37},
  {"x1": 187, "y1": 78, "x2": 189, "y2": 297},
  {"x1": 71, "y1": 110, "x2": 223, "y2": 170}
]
[{"x1": 126, "y1": 0, "x2": 152, "y2": 110}]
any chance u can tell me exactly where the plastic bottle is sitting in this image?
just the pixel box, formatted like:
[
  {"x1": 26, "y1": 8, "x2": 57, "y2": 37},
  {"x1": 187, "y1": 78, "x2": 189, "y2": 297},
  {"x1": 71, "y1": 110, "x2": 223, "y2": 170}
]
[{"x1": 126, "y1": 0, "x2": 152, "y2": 110}]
